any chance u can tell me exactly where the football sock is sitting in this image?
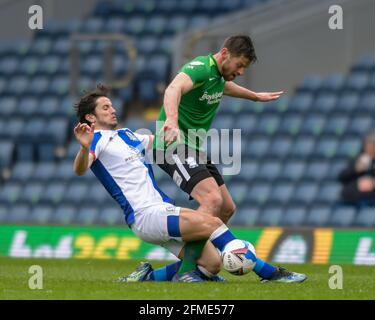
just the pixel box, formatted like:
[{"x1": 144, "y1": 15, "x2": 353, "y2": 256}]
[
  {"x1": 252, "y1": 258, "x2": 278, "y2": 279},
  {"x1": 148, "y1": 261, "x2": 182, "y2": 281},
  {"x1": 177, "y1": 240, "x2": 207, "y2": 274},
  {"x1": 209, "y1": 224, "x2": 237, "y2": 251}
]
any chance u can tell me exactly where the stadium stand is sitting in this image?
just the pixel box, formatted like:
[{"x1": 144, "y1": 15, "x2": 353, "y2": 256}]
[{"x1": 0, "y1": 0, "x2": 374, "y2": 228}]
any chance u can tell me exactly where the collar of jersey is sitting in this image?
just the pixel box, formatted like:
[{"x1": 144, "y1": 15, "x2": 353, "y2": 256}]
[{"x1": 208, "y1": 53, "x2": 222, "y2": 78}]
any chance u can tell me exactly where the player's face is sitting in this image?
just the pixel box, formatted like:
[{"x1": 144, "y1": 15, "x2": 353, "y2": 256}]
[
  {"x1": 93, "y1": 97, "x2": 118, "y2": 129},
  {"x1": 221, "y1": 54, "x2": 251, "y2": 81}
]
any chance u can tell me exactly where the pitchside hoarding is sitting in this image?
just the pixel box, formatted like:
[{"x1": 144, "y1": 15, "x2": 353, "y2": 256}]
[{"x1": 0, "y1": 225, "x2": 374, "y2": 265}]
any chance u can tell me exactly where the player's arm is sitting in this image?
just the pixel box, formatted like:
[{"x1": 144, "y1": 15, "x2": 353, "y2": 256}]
[
  {"x1": 73, "y1": 123, "x2": 95, "y2": 176},
  {"x1": 162, "y1": 72, "x2": 194, "y2": 145},
  {"x1": 224, "y1": 81, "x2": 283, "y2": 102}
]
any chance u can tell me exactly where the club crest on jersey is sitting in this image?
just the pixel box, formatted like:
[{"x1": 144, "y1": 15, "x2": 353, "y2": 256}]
[
  {"x1": 186, "y1": 157, "x2": 198, "y2": 169},
  {"x1": 126, "y1": 131, "x2": 137, "y2": 141}
]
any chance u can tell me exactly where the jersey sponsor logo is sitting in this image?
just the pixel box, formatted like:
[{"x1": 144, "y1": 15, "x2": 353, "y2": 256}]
[
  {"x1": 199, "y1": 91, "x2": 223, "y2": 104},
  {"x1": 186, "y1": 156, "x2": 199, "y2": 169},
  {"x1": 189, "y1": 61, "x2": 205, "y2": 66}
]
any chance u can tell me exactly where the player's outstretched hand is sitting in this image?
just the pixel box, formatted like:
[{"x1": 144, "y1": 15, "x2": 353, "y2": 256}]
[
  {"x1": 255, "y1": 91, "x2": 284, "y2": 102},
  {"x1": 74, "y1": 122, "x2": 95, "y2": 150},
  {"x1": 160, "y1": 118, "x2": 180, "y2": 146}
]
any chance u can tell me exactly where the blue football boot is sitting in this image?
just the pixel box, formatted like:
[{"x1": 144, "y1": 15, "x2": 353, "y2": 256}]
[
  {"x1": 172, "y1": 270, "x2": 207, "y2": 282},
  {"x1": 261, "y1": 266, "x2": 307, "y2": 283},
  {"x1": 117, "y1": 262, "x2": 153, "y2": 282}
]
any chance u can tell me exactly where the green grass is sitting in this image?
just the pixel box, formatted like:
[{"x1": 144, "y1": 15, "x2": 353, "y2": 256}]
[{"x1": 1, "y1": 257, "x2": 374, "y2": 300}]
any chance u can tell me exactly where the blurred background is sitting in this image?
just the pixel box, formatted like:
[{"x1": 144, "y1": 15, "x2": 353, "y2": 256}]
[{"x1": 1, "y1": 0, "x2": 375, "y2": 264}]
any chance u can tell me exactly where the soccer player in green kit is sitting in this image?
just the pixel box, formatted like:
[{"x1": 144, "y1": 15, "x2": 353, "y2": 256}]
[
  {"x1": 121, "y1": 35, "x2": 307, "y2": 283},
  {"x1": 154, "y1": 35, "x2": 283, "y2": 223}
]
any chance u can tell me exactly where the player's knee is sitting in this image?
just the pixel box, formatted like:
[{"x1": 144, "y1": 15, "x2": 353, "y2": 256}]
[{"x1": 202, "y1": 190, "x2": 223, "y2": 214}]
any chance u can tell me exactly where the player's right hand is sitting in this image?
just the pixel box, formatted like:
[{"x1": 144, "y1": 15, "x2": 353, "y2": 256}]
[
  {"x1": 160, "y1": 118, "x2": 180, "y2": 146},
  {"x1": 73, "y1": 122, "x2": 95, "y2": 150}
]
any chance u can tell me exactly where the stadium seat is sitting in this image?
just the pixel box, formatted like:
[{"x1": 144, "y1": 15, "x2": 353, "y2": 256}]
[
  {"x1": 297, "y1": 74, "x2": 322, "y2": 93},
  {"x1": 351, "y1": 54, "x2": 375, "y2": 72},
  {"x1": 315, "y1": 181, "x2": 341, "y2": 204},
  {"x1": 256, "y1": 160, "x2": 282, "y2": 181},
  {"x1": 335, "y1": 92, "x2": 359, "y2": 113},
  {"x1": 227, "y1": 182, "x2": 248, "y2": 205},
  {"x1": 313, "y1": 93, "x2": 337, "y2": 114},
  {"x1": 0, "y1": 140, "x2": 14, "y2": 169},
  {"x1": 188, "y1": 15, "x2": 211, "y2": 30},
  {"x1": 246, "y1": 182, "x2": 272, "y2": 206},
  {"x1": 229, "y1": 206, "x2": 259, "y2": 226},
  {"x1": 32, "y1": 162, "x2": 57, "y2": 182},
  {"x1": 16, "y1": 97, "x2": 39, "y2": 117},
  {"x1": 289, "y1": 135, "x2": 316, "y2": 158},
  {"x1": 27, "y1": 76, "x2": 50, "y2": 95},
  {"x1": 257, "y1": 206, "x2": 283, "y2": 226},
  {"x1": 279, "y1": 160, "x2": 306, "y2": 182},
  {"x1": 300, "y1": 114, "x2": 326, "y2": 136},
  {"x1": 165, "y1": 15, "x2": 188, "y2": 34},
  {"x1": 314, "y1": 137, "x2": 339, "y2": 159},
  {"x1": 52, "y1": 204, "x2": 77, "y2": 225},
  {"x1": 347, "y1": 115, "x2": 373, "y2": 135},
  {"x1": 0, "y1": 182, "x2": 22, "y2": 205},
  {"x1": 38, "y1": 55, "x2": 61, "y2": 75},
  {"x1": 345, "y1": 72, "x2": 369, "y2": 91},
  {"x1": 358, "y1": 92, "x2": 375, "y2": 112},
  {"x1": 255, "y1": 114, "x2": 280, "y2": 136},
  {"x1": 80, "y1": 17, "x2": 104, "y2": 33},
  {"x1": 62, "y1": 182, "x2": 90, "y2": 204},
  {"x1": 39, "y1": 182, "x2": 66, "y2": 205},
  {"x1": 18, "y1": 182, "x2": 45, "y2": 204},
  {"x1": 144, "y1": 15, "x2": 167, "y2": 35},
  {"x1": 282, "y1": 205, "x2": 308, "y2": 226},
  {"x1": 98, "y1": 205, "x2": 124, "y2": 225},
  {"x1": 30, "y1": 205, "x2": 54, "y2": 224},
  {"x1": 269, "y1": 181, "x2": 295, "y2": 205},
  {"x1": 124, "y1": 16, "x2": 146, "y2": 35},
  {"x1": 30, "y1": 37, "x2": 52, "y2": 55},
  {"x1": 320, "y1": 74, "x2": 345, "y2": 92},
  {"x1": 306, "y1": 205, "x2": 332, "y2": 226},
  {"x1": 323, "y1": 115, "x2": 349, "y2": 136},
  {"x1": 287, "y1": 92, "x2": 313, "y2": 113},
  {"x1": 336, "y1": 137, "x2": 362, "y2": 158},
  {"x1": 0, "y1": 56, "x2": 18, "y2": 75},
  {"x1": 10, "y1": 162, "x2": 35, "y2": 182},
  {"x1": 235, "y1": 114, "x2": 257, "y2": 135},
  {"x1": 19, "y1": 56, "x2": 40, "y2": 76},
  {"x1": 304, "y1": 161, "x2": 330, "y2": 181},
  {"x1": 75, "y1": 206, "x2": 100, "y2": 225},
  {"x1": 355, "y1": 207, "x2": 375, "y2": 227},
  {"x1": 87, "y1": 184, "x2": 114, "y2": 205},
  {"x1": 19, "y1": 117, "x2": 46, "y2": 143},
  {"x1": 7, "y1": 203, "x2": 30, "y2": 223},
  {"x1": 330, "y1": 206, "x2": 356, "y2": 227},
  {"x1": 278, "y1": 115, "x2": 303, "y2": 136},
  {"x1": 246, "y1": 136, "x2": 270, "y2": 159},
  {"x1": 239, "y1": 160, "x2": 259, "y2": 181},
  {"x1": 6, "y1": 76, "x2": 29, "y2": 95},
  {"x1": 15, "y1": 142, "x2": 35, "y2": 163},
  {"x1": 292, "y1": 181, "x2": 319, "y2": 205},
  {"x1": 0, "y1": 204, "x2": 8, "y2": 222},
  {"x1": 0, "y1": 96, "x2": 17, "y2": 118}
]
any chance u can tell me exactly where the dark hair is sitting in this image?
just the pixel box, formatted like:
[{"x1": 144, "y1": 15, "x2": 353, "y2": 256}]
[
  {"x1": 74, "y1": 84, "x2": 110, "y2": 125},
  {"x1": 222, "y1": 35, "x2": 257, "y2": 63}
]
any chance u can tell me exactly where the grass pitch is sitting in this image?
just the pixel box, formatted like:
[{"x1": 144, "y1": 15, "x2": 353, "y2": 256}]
[{"x1": 1, "y1": 257, "x2": 374, "y2": 300}]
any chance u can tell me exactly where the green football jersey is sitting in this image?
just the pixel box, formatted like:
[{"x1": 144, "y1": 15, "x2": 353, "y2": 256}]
[{"x1": 154, "y1": 53, "x2": 225, "y2": 151}]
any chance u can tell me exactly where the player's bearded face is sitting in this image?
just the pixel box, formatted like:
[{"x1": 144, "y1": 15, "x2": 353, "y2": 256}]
[
  {"x1": 221, "y1": 54, "x2": 250, "y2": 81},
  {"x1": 93, "y1": 97, "x2": 118, "y2": 129}
]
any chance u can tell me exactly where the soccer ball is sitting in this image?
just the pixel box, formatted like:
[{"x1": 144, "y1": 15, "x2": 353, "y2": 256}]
[{"x1": 221, "y1": 239, "x2": 256, "y2": 276}]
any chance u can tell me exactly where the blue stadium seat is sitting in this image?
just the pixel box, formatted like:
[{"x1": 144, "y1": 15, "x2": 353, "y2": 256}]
[
  {"x1": 246, "y1": 182, "x2": 271, "y2": 206},
  {"x1": 165, "y1": 15, "x2": 188, "y2": 34},
  {"x1": 62, "y1": 182, "x2": 89, "y2": 204},
  {"x1": 358, "y1": 92, "x2": 375, "y2": 112},
  {"x1": 32, "y1": 162, "x2": 57, "y2": 182},
  {"x1": 229, "y1": 206, "x2": 259, "y2": 226},
  {"x1": 287, "y1": 92, "x2": 313, "y2": 113},
  {"x1": 19, "y1": 117, "x2": 46, "y2": 143},
  {"x1": 52, "y1": 37, "x2": 71, "y2": 56},
  {"x1": 355, "y1": 207, "x2": 375, "y2": 227},
  {"x1": 292, "y1": 181, "x2": 319, "y2": 205},
  {"x1": 54, "y1": 161, "x2": 76, "y2": 182},
  {"x1": 282, "y1": 205, "x2": 308, "y2": 226},
  {"x1": 323, "y1": 115, "x2": 349, "y2": 136},
  {"x1": 144, "y1": 15, "x2": 167, "y2": 35},
  {"x1": 336, "y1": 137, "x2": 362, "y2": 158},
  {"x1": 0, "y1": 96, "x2": 17, "y2": 118},
  {"x1": 75, "y1": 205, "x2": 100, "y2": 225},
  {"x1": 0, "y1": 56, "x2": 18, "y2": 75},
  {"x1": 30, "y1": 204, "x2": 54, "y2": 224},
  {"x1": 98, "y1": 205, "x2": 124, "y2": 225},
  {"x1": 80, "y1": 17, "x2": 104, "y2": 33},
  {"x1": 146, "y1": 54, "x2": 170, "y2": 81},
  {"x1": 256, "y1": 160, "x2": 282, "y2": 181},
  {"x1": 268, "y1": 136, "x2": 293, "y2": 159},
  {"x1": 0, "y1": 204, "x2": 8, "y2": 222},
  {"x1": 0, "y1": 140, "x2": 14, "y2": 169},
  {"x1": 52, "y1": 204, "x2": 77, "y2": 225},
  {"x1": 227, "y1": 182, "x2": 248, "y2": 205},
  {"x1": 239, "y1": 160, "x2": 259, "y2": 181},
  {"x1": 367, "y1": 73, "x2": 375, "y2": 91},
  {"x1": 347, "y1": 115, "x2": 373, "y2": 135},
  {"x1": 246, "y1": 136, "x2": 270, "y2": 159},
  {"x1": 19, "y1": 56, "x2": 40, "y2": 76},
  {"x1": 38, "y1": 55, "x2": 61, "y2": 75},
  {"x1": 124, "y1": 16, "x2": 146, "y2": 35},
  {"x1": 351, "y1": 54, "x2": 375, "y2": 72},
  {"x1": 278, "y1": 115, "x2": 303, "y2": 136},
  {"x1": 10, "y1": 162, "x2": 35, "y2": 182},
  {"x1": 321, "y1": 74, "x2": 345, "y2": 92},
  {"x1": 40, "y1": 182, "x2": 66, "y2": 205},
  {"x1": 156, "y1": 0, "x2": 179, "y2": 14},
  {"x1": 7, "y1": 76, "x2": 29, "y2": 95},
  {"x1": 105, "y1": 17, "x2": 126, "y2": 33},
  {"x1": 18, "y1": 182, "x2": 45, "y2": 204},
  {"x1": 30, "y1": 37, "x2": 52, "y2": 55},
  {"x1": 330, "y1": 206, "x2": 356, "y2": 227},
  {"x1": 138, "y1": 78, "x2": 159, "y2": 102},
  {"x1": 257, "y1": 206, "x2": 283, "y2": 226},
  {"x1": 177, "y1": 0, "x2": 198, "y2": 14},
  {"x1": 345, "y1": 72, "x2": 369, "y2": 91},
  {"x1": 15, "y1": 142, "x2": 35, "y2": 163},
  {"x1": 300, "y1": 114, "x2": 326, "y2": 136},
  {"x1": 289, "y1": 135, "x2": 316, "y2": 158},
  {"x1": 38, "y1": 97, "x2": 62, "y2": 117},
  {"x1": 212, "y1": 114, "x2": 235, "y2": 130},
  {"x1": 16, "y1": 96, "x2": 39, "y2": 117},
  {"x1": 327, "y1": 159, "x2": 347, "y2": 180},
  {"x1": 255, "y1": 114, "x2": 280, "y2": 136},
  {"x1": 188, "y1": 15, "x2": 211, "y2": 30},
  {"x1": 306, "y1": 205, "x2": 332, "y2": 226},
  {"x1": 49, "y1": 76, "x2": 70, "y2": 96},
  {"x1": 279, "y1": 160, "x2": 306, "y2": 182},
  {"x1": 304, "y1": 160, "x2": 330, "y2": 181},
  {"x1": 315, "y1": 182, "x2": 341, "y2": 204},
  {"x1": 28, "y1": 76, "x2": 50, "y2": 95},
  {"x1": 44, "y1": 117, "x2": 69, "y2": 145},
  {"x1": 335, "y1": 92, "x2": 359, "y2": 113},
  {"x1": 0, "y1": 182, "x2": 22, "y2": 204},
  {"x1": 81, "y1": 55, "x2": 103, "y2": 77},
  {"x1": 235, "y1": 114, "x2": 257, "y2": 135},
  {"x1": 269, "y1": 181, "x2": 295, "y2": 205},
  {"x1": 157, "y1": 36, "x2": 174, "y2": 55},
  {"x1": 36, "y1": 143, "x2": 56, "y2": 162},
  {"x1": 297, "y1": 74, "x2": 322, "y2": 93},
  {"x1": 313, "y1": 93, "x2": 337, "y2": 114},
  {"x1": 7, "y1": 203, "x2": 30, "y2": 223},
  {"x1": 314, "y1": 137, "x2": 339, "y2": 159},
  {"x1": 87, "y1": 184, "x2": 114, "y2": 205}
]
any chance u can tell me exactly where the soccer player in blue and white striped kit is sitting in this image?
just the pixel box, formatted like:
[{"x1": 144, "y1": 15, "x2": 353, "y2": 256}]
[{"x1": 73, "y1": 85, "x2": 307, "y2": 283}]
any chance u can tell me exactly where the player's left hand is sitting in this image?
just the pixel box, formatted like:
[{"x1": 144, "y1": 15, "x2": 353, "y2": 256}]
[{"x1": 255, "y1": 91, "x2": 284, "y2": 102}]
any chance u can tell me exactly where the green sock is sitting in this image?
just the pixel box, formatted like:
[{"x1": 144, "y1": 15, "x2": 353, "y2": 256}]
[{"x1": 177, "y1": 240, "x2": 206, "y2": 274}]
